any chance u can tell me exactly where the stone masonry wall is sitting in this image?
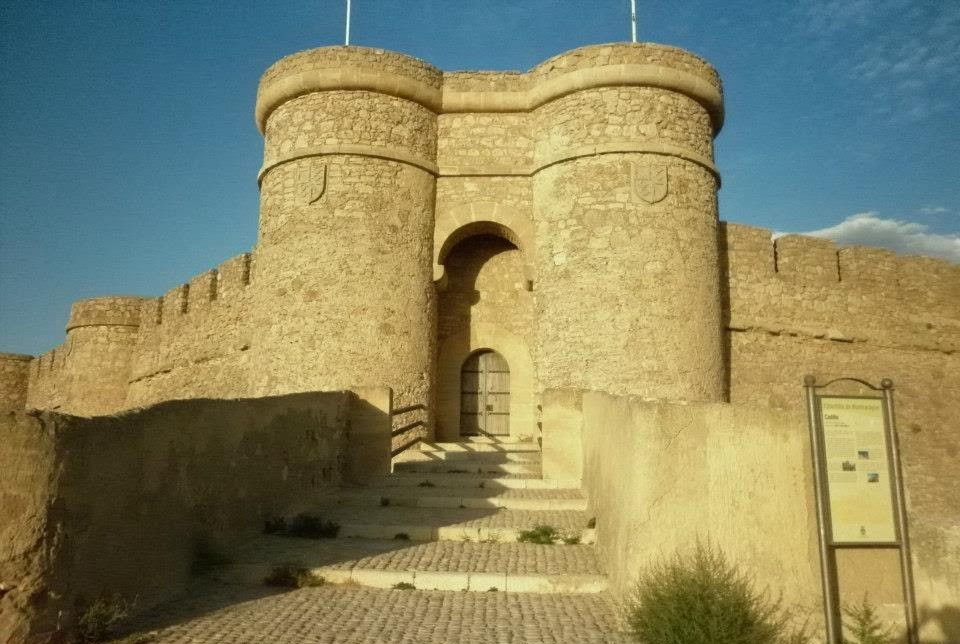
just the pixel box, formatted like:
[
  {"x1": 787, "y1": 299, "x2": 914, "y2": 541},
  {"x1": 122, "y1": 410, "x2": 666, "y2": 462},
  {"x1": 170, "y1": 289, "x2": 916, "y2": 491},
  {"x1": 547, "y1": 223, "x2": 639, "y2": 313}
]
[
  {"x1": 578, "y1": 392, "x2": 821, "y2": 613},
  {"x1": 126, "y1": 253, "x2": 255, "y2": 407},
  {"x1": 26, "y1": 297, "x2": 146, "y2": 415},
  {"x1": 250, "y1": 47, "x2": 442, "y2": 431},
  {"x1": 0, "y1": 354, "x2": 31, "y2": 410},
  {"x1": 722, "y1": 222, "x2": 960, "y2": 631},
  {"x1": 0, "y1": 392, "x2": 373, "y2": 643},
  {"x1": 532, "y1": 83, "x2": 724, "y2": 401}
]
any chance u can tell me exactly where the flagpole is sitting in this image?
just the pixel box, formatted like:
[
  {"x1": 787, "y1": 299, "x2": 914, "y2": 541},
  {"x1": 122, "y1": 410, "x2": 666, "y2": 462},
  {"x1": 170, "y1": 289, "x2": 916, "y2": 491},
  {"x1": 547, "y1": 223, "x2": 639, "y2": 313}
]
[
  {"x1": 630, "y1": 0, "x2": 637, "y2": 43},
  {"x1": 345, "y1": 0, "x2": 352, "y2": 45}
]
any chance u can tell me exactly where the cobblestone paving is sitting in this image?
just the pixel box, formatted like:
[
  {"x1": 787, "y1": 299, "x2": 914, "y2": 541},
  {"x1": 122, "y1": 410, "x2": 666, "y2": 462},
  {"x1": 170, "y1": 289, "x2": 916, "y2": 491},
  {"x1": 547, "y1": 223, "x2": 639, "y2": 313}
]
[
  {"x1": 318, "y1": 507, "x2": 587, "y2": 531},
  {"x1": 116, "y1": 584, "x2": 632, "y2": 644},
  {"x1": 235, "y1": 539, "x2": 604, "y2": 575},
  {"x1": 112, "y1": 444, "x2": 623, "y2": 644}
]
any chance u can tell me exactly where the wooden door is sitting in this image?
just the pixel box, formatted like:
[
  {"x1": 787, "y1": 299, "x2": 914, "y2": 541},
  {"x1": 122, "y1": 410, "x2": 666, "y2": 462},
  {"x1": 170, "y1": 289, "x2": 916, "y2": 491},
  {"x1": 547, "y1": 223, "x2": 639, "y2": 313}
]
[{"x1": 460, "y1": 350, "x2": 510, "y2": 436}]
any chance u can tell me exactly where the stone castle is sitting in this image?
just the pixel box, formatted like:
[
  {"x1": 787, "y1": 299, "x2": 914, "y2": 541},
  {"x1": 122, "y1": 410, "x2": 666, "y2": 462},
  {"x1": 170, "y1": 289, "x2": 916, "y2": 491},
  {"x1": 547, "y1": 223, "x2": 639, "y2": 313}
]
[{"x1": 1, "y1": 43, "x2": 958, "y2": 642}]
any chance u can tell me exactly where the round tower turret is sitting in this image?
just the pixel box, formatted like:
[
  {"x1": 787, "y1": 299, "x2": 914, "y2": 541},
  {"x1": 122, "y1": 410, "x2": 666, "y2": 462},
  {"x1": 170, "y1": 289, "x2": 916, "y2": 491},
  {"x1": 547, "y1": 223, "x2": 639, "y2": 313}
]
[
  {"x1": 531, "y1": 43, "x2": 726, "y2": 401},
  {"x1": 64, "y1": 296, "x2": 145, "y2": 414},
  {"x1": 250, "y1": 47, "x2": 441, "y2": 415}
]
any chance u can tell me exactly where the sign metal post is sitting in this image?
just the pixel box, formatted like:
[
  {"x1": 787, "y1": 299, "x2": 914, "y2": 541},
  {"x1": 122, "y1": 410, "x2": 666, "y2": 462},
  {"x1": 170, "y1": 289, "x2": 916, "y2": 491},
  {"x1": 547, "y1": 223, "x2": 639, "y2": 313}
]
[{"x1": 803, "y1": 376, "x2": 918, "y2": 644}]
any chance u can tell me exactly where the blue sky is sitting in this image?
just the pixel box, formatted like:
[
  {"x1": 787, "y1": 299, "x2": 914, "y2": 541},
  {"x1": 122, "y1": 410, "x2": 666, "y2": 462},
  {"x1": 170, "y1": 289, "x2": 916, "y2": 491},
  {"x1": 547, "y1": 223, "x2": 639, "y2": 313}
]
[{"x1": 1, "y1": 0, "x2": 958, "y2": 355}]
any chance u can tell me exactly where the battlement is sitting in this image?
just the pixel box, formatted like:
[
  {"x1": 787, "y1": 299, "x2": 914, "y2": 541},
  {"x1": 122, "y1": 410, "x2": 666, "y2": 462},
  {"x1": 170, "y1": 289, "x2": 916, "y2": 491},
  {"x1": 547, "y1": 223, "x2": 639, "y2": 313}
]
[
  {"x1": 721, "y1": 222, "x2": 960, "y2": 354},
  {"x1": 142, "y1": 253, "x2": 252, "y2": 328},
  {"x1": 723, "y1": 222, "x2": 960, "y2": 300}
]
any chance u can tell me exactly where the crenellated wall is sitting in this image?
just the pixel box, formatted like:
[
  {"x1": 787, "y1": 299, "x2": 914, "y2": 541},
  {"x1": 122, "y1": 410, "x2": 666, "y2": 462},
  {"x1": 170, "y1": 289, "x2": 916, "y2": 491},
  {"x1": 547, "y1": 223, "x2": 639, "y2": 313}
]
[
  {"x1": 126, "y1": 253, "x2": 255, "y2": 407},
  {"x1": 721, "y1": 222, "x2": 960, "y2": 617}
]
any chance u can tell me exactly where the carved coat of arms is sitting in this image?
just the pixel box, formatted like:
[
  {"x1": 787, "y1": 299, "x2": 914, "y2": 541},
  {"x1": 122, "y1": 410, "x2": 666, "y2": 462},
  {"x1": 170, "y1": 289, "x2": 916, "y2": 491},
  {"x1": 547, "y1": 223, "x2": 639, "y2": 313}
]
[
  {"x1": 630, "y1": 159, "x2": 669, "y2": 205},
  {"x1": 296, "y1": 163, "x2": 327, "y2": 205}
]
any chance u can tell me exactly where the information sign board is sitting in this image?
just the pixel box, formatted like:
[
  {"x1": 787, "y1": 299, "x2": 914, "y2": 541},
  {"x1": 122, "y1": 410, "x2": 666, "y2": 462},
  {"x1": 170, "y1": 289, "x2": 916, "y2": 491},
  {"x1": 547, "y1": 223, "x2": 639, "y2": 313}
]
[{"x1": 818, "y1": 396, "x2": 897, "y2": 544}]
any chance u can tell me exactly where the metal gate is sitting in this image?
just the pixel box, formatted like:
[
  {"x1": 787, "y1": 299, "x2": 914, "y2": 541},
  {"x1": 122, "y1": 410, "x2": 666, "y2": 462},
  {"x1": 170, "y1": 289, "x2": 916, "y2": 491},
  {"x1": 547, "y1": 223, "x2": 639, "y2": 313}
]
[{"x1": 460, "y1": 350, "x2": 510, "y2": 436}]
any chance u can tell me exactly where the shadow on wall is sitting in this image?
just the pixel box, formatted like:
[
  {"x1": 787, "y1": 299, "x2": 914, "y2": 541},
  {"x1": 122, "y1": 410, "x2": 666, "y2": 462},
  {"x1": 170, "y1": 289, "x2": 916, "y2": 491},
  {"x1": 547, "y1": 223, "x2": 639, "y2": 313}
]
[
  {"x1": 0, "y1": 389, "x2": 390, "y2": 643},
  {"x1": 919, "y1": 605, "x2": 960, "y2": 643}
]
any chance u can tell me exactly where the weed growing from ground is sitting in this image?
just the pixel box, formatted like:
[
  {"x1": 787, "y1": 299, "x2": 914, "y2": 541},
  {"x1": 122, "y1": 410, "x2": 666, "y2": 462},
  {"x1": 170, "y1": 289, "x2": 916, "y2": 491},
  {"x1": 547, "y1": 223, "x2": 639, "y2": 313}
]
[
  {"x1": 517, "y1": 525, "x2": 561, "y2": 544},
  {"x1": 392, "y1": 582, "x2": 416, "y2": 590},
  {"x1": 586, "y1": 517, "x2": 597, "y2": 529},
  {"x1": 394, "y1": 532, "x2": 410, "y2": 540},
  {"x1": 624, "y1": 541, "x2": 809, "y2": 644},
  {"x1": 380, "y1": 497, "x2": 391, "y2": 507},
  {"x1": 262, "y1": 563, "x2": 326, "y2": 589},
  {"x1": 417, "y1": 480, "x2": 435, "y2": 487},
  {"x1": 74, "y1": 593, "x2": 132, "y2": 643}
]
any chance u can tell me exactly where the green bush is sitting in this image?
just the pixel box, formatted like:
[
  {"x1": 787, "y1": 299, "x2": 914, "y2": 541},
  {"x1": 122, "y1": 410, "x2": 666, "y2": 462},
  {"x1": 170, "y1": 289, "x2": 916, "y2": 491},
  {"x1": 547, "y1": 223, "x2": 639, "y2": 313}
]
[
  {"x1": 843, "y1": 597, "x2": 892, "y2": 644},
  {"x1": 517, "y1": 525, "x2": 560, "y2": 544},
  {"x1": 74, "y1": 593, "x2": 132, "y2": 643},
  {"x1": 625, "y1": 542, "x2": 808, "y2": 644}
]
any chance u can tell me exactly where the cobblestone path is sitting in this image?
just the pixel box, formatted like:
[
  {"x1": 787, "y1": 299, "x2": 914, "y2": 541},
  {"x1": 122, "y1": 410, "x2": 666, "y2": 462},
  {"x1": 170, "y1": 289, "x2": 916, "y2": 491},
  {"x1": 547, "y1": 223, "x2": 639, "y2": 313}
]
[{"x1": 113, "y1": 440, "x2": 631, "y2": 644}]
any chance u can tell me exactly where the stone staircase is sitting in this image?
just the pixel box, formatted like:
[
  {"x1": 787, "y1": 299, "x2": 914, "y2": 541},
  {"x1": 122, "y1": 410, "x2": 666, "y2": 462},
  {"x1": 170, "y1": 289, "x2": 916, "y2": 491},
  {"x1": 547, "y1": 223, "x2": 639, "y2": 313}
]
[{"x1": 208, "y1": 438, "x2": 629, "y2": 642}]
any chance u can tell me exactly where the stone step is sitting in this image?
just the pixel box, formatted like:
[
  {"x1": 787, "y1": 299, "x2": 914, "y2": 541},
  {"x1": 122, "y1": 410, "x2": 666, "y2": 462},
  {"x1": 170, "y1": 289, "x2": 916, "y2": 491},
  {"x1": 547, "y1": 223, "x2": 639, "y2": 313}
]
[
  {"x1": 394, "y1": 450, "x2": 542, "y2": 463},
  {"x1": 367, "y1": 472, "x2": 581, "y2": 490},
  {"x1": 392, "y1": 460, "x2": 542, "y2": 475},
  {"x1": 309, "y1": 505, "x2": 595, "y2": 544},
  {"x1": 454, "y1": 435, "x2": 537, "y2": 444},
  {"x1": 217, "y1": 538, "x2": 608, "y2": 594},
  {"x1": 334, "y1": 487, "x2": 588, "y2": 511},
  {"x1": 418, "y1": 441, "x2": 541, "y2": 453}
]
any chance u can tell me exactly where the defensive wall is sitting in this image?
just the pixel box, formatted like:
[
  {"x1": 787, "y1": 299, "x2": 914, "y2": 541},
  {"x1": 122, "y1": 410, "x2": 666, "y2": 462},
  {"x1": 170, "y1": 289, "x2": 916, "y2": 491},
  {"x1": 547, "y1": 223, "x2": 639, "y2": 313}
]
[
  {"x1": 0, "y1": 389, "x2": 391, "y2": 642},
  {"x1": 1, "y1": 42, "x2": 959, "y2": 640}
]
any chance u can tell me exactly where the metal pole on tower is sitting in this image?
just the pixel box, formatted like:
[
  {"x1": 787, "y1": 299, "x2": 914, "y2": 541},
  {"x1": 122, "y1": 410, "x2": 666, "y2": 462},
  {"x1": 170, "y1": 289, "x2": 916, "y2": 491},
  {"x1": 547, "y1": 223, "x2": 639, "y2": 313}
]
[
  {"x1": 345, "y1": 0, "x2": 352, "y2": 45},
  {"x1": 630, "y1": 0, "x2": 637, "y2": 43}
]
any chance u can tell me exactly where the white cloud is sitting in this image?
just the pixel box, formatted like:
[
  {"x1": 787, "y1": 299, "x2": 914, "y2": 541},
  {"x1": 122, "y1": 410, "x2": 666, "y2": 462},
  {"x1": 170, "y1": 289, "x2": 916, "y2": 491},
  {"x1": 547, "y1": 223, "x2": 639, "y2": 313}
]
[
  {"x1": 919, "y1": 205, "x2": 949, "y2": 215},
  {"x1": 795, "y1": 2, "x2": 960, "y2": 122},
  {"x1": 801, "y1": 212, "x2": 960, "y2": 264}
]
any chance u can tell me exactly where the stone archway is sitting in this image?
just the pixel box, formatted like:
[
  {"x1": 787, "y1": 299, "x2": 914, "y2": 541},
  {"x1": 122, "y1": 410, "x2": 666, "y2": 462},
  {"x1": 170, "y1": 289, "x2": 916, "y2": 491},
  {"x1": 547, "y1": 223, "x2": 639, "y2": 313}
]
[{"x1": 433, "y1": 202, "x2": 536, "y2": 289}]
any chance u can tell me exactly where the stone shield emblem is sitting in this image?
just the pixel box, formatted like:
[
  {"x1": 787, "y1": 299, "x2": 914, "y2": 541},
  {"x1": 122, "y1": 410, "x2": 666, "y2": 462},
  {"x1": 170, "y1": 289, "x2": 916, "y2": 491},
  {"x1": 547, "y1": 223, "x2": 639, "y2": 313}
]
[
  {"x1": 296, "y1": 163, "x2": 327, "y2": 205},
  {"x1": 630, "y1": 160, "x2": 669, "y2": 205}
]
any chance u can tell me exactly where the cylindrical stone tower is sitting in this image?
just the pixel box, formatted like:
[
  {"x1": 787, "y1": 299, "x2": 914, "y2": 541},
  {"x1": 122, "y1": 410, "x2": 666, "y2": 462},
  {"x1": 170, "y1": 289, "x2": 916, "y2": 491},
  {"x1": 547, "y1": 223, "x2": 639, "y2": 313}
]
[
  {"x1": 250, "y1": 47, "x2": 441, "y2": 413},
  {"x1": 531, "y1": 43, "x2": 726, "y2": 401},
  {"x1": 62, "y1": 296, "x2": 145, "y2": 414}
]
